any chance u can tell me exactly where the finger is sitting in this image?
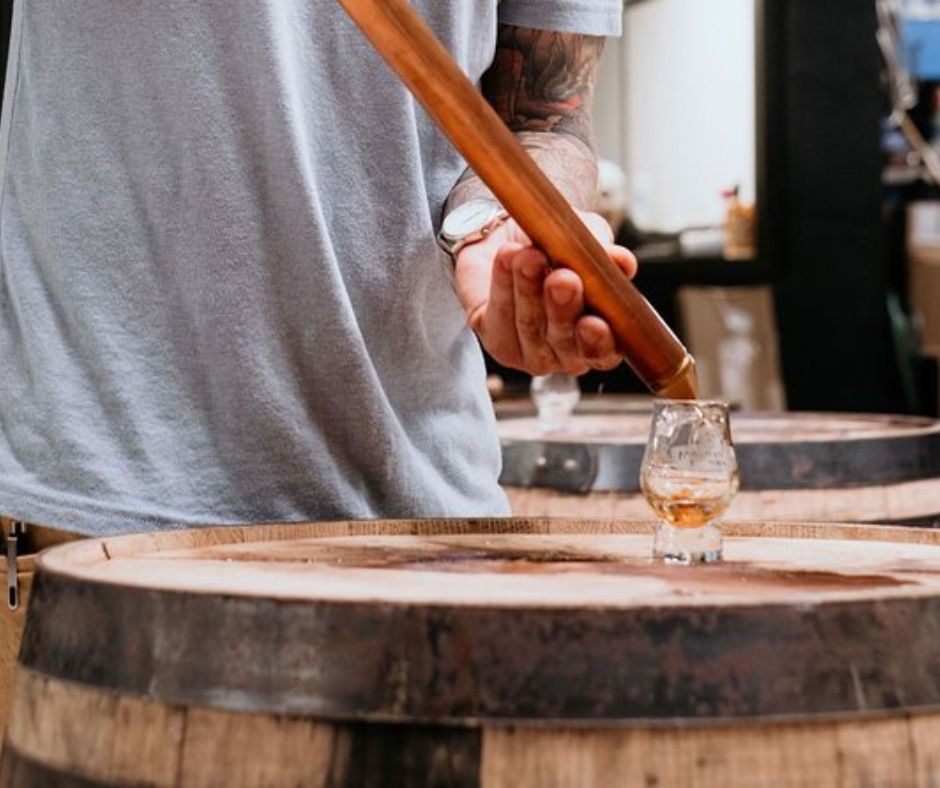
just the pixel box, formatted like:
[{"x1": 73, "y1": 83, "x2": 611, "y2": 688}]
[
  {"x1": 511, "y1": 246, "x2": 559, "y2": 374},
  {"x1": 608, "y1": 245, "x2": 638, "y2": 279},
  {"x1": 576, "y1": 315, "x2": 622, "y2": 371},
  {"x1": 475, "y1": 242, "x2": 524, "y2": 365},
  {"x1": 544, "y1": 269, "x2": 590, "y2": 376}
]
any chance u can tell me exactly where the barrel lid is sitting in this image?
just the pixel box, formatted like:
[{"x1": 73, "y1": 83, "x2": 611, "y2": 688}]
[
  {"x1": 35, "y1": 519, "x2": 940, "y2": 608},
  {"x1": 22, "y1": 519, "x2": 940, "y2": 724}
]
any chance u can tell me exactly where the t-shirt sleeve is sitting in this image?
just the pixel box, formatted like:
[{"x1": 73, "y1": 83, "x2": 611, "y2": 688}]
[{"x1": 497, "y1": 1, "x2": 623, "y2": 37}]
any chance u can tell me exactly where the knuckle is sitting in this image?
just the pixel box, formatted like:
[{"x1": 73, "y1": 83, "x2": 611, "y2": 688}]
[
  {"x1": 487, "y1": 342, "x2": 512, "y2": 363},
  {"x1": 527, "y1": 361, "x2": 547, "y2": 376},
  {"x1": 582, "y1": 335, "x2": 614, "y2": 359},
  {"x1": 581, "y1": 343, "x2": 601, "y2": 360},
  {"x1": 550, "y1": 345, "x2": 579, "y2": 369},
  {"x1": 529, "y1": 355, "x2": 557, "y2": 376},
  {"x1": 563, "y1": 360, "x2": 588, "y2": 376},
  {"x1": 547, "y1": 317, "x2": 577, "y2": 337},
  {"x1": 482, "y1": 334, "x2": 519, "y2": 367},
  {"x1": 591, "y1": 354, "x2": 622, "y2": 371},
  {"x1": 515, "y1": 281, "x2": 544, "y2": 301},
  {"x1": 516, "y1": 314, "x2": 544, "y2": 340},
  {"x1": 547, "y1": 332, "x2": 577, "y2": 355},
  {"x1": 491, "y1": 302, "x2": 515, "y2": 325}
]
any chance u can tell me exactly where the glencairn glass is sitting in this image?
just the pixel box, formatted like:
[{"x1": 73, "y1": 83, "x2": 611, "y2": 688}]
[{"x1": 640, "y1": 400, "x2": 738, "y2": 564}]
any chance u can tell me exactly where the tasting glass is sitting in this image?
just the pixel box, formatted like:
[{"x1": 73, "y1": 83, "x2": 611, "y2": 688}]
[{"x1": 640, "y1": 400, "x2": 739, "y2": 564}]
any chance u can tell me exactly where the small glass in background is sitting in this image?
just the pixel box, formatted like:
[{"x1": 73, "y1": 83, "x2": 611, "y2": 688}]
[
  {"x1": 640, "y1": 399, "x2": 739, "y2": 565},
  {"x1": 530, "y1": 373, "x2": 580, "y2": 434}
]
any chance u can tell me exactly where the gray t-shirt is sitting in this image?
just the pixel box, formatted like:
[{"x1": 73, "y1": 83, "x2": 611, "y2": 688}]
[{"x1": 0, "y1": 1, "x2": 621, "y2": 535}]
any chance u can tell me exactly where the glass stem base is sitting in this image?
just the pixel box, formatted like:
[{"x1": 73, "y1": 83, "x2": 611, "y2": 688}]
[{"x1": 653, "y1": 522, "x2": 722, "y2": 565}]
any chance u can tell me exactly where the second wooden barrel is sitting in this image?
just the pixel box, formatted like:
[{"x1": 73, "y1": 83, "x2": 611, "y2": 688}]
[
  {"x1": 499, "y1": 410, "x2": 940, "y2": 526},
  {"x1": 5, "y1": 518, "x2": 940, "y2": 786}
]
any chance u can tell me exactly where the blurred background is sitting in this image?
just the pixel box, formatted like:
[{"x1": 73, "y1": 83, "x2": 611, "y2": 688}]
[
  {"x1": 6, "y1": 1, "x2": 940, "y2": 416},
  {"x1": 507, "y1": 0, "x2": 940, "y2": 417}
]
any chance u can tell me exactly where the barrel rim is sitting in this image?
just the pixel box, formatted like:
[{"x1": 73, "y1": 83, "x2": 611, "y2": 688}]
[{"x1": 499, "y1": 413, "x2": 940, "y2": 492}]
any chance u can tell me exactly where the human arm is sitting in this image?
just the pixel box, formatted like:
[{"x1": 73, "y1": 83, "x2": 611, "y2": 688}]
[{"x1": 446, "y1": 25, "x2": 636, "y2": 376}]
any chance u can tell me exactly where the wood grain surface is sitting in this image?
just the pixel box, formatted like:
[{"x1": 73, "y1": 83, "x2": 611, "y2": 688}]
[
  {"x1": 4, "y1": 669, "x2": 481, "y2": 788},
  {"x1": 6, "y1": 667, "x2": 940, "y2": 788},
  {"x1": 38, "y1": 530, "x2": 940, "y2": 606}
]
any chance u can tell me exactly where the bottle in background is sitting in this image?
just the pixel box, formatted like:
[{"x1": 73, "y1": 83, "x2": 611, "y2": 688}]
[{"x1": 722, "y1": 185, "x2": 757, "y2": 260}]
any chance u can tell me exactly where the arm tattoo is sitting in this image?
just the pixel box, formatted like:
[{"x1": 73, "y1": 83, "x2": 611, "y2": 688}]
[
  {"x1": 446, "y1": 25, "x2": 605, "y2": 215},
  {"x1": 483, "y1": 26, "x2": 604, "y2": 143}
]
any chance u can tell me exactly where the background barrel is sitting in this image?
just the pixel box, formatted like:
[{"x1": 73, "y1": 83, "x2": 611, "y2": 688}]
[
  {"x1": 499, "y1": 410, "x2": 940, "y2": 526},
  {"x1": 0, "y1": 523, "x2": 80, "y2": 741},
  {"x1": 6, "y1": 518, "x2": 940, "y2": 787}
]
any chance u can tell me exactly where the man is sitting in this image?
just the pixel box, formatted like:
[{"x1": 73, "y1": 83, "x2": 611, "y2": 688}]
[{"x1": 0, "y1": 1, "x2": 629, "y2": 536}]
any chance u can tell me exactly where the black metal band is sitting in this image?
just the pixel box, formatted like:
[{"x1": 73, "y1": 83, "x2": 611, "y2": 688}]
[
  {"x1": 500, "y1": 427, "x2": 940, "y2": 492},
  {"x1": 20, "y1": 569, "x2": 940, "y2": 725}
]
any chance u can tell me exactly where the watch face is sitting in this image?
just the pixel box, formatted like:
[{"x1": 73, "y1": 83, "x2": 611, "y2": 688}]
[{"x1": 442, "y1": 198, "x2": 501, "y2": 240}]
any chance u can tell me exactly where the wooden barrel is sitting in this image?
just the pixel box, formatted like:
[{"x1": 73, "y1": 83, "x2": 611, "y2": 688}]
[
  {"x1": 499, "y1": 411, "x2": 940, "y2": 526},
  {"x1": 6, "y1": 518, "x2": 940, "y2": 787},
  {"x1": 0, "y1": 524, "x2": 82, "y2": 742}
]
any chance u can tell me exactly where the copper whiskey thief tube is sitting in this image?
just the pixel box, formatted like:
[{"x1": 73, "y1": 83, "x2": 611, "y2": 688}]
[{"x1": 337, "y1": 0, "x2": 698, "y2": 399}]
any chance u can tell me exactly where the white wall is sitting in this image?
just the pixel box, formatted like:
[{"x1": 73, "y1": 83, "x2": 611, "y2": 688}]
[
  {"x1": 595, "y1": 0, "x2": 756, "y2": 232},
  {"x1": 595, "y1": 35, "x2": 628, "y2": 172}
]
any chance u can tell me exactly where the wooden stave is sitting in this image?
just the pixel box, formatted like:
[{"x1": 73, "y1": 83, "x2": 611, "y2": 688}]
[
  {"x1": 16, "y1": 518, "x2": 940, "y2": 726},
  {"x1": 5, "y1": 668, "x2": 940, "y2": 788},
  {"x1": 498, "y1": 412, "x2": 940, "y2": 493},
  {"x1": 503, "y1": 479, "x2": 940, "y2": 528}
]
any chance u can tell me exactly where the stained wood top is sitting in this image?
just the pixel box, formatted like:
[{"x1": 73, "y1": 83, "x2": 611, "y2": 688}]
[
  {"x1": 38, "y1": 519, "x2": 940, "y2": 608},
  {"x1": 498, "y1": 411, "x2": 940, "y2": 445}
]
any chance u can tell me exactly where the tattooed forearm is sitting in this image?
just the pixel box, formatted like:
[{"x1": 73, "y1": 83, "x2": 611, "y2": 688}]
[
  {"x1": 446, "y1": 25, "x2": 605, "y2": 215},
  {"x1": 446, "y1": 131, "x2": 599, "y2": 212},
  {"x1": 483, "y1": 26, "x2": 605, "y2": 144}
]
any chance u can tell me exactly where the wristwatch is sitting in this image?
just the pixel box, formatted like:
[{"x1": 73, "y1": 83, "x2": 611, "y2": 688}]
[{"x1": 437, "y1": 198, "x2": 510, "y2": 259}]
